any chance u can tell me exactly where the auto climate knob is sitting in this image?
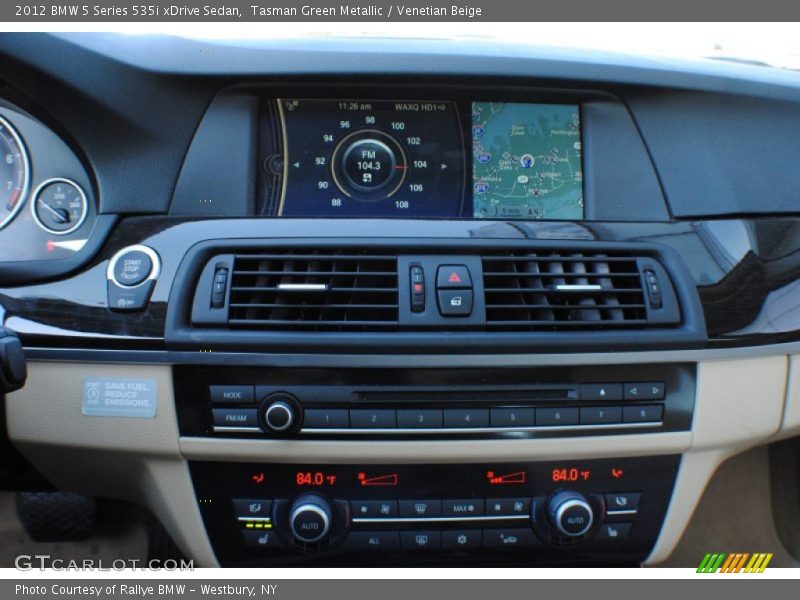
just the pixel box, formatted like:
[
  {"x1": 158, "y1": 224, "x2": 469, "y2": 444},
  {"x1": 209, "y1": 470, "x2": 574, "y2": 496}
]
[
  {"x1": 546, "y1": 490, "x2": 594, "y2": 538},
  {"x1": 289, "y1": 495, "x2": 332, "y2": 544}
]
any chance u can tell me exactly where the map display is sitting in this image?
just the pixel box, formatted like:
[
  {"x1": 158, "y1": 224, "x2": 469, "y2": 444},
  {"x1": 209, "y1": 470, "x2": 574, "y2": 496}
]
[{"x1": 471, "y1": 102, "x2": 583, "y2": 220}]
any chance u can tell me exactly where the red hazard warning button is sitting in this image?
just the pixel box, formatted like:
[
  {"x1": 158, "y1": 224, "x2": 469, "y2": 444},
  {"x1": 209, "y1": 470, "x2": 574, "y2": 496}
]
[{"x1": 436, "y1": 265, "x2": 472, "y2": 289}]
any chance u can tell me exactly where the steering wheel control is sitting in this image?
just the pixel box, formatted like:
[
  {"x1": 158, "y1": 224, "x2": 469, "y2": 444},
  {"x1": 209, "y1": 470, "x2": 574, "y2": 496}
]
[
  {"x1": 192, "y1": 456, "x2": 677, "y2": 565},
  {"x1": 106, "y1": 245, "x2": 160, "y2": 312}
]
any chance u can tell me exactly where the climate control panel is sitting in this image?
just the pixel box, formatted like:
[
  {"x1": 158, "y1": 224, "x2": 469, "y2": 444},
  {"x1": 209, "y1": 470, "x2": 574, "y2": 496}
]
[{"x1": 191, "y1": 456, "x2": 680, "y2": 566}]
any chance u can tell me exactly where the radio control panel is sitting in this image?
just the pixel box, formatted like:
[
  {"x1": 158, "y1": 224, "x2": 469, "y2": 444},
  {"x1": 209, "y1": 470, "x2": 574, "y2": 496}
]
[
  {"x1": 175, "y1": 364, "x2": 695, "y2": 439},
  {"x1": 191, "y1": 456, "x2": 680, "y2": 567}
]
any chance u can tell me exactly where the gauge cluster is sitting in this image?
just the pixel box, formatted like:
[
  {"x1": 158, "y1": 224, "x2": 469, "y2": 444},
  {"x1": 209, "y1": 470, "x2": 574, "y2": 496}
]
[
  {"x1": 0, "y1": 105, "x2": 97, "y2": 266},
  {"x1": 0, "y1": 115, "x2": 30, "y2": 231},
  {"x1": 258, "y1": 99, "x2": 584, "y2": 221}
]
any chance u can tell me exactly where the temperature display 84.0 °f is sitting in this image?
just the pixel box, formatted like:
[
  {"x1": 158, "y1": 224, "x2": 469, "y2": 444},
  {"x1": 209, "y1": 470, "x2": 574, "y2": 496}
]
[{"x1": 277, "y1": 99, "x2": 465, "y2": 218}]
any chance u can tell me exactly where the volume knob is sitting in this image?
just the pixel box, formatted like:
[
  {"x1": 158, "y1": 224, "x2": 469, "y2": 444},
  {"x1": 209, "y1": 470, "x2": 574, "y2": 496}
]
[
  {"x1": 289, "y1": 495, "x2": 332, "y2": 544},
  {"x1": 260, "y1": 393, "x2": 301, "y2": 433},
  {"x1": 546, "y1": 490, "x2": 594, "y2": 538}
]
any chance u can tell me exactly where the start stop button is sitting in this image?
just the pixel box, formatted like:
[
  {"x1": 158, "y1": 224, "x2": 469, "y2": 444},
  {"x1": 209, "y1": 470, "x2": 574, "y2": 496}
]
[
  {"x1": 106, "y1": 245, "x2": 161, "y2": 312},
  {"x1": 112, "y1": 250, "x2": 152, "y2": 287}
]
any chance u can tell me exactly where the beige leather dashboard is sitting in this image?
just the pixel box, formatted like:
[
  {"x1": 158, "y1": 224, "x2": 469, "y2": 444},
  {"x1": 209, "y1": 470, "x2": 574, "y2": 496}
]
[{"x1": 4, "y1": 353, "x2": 794, "y2": 566}]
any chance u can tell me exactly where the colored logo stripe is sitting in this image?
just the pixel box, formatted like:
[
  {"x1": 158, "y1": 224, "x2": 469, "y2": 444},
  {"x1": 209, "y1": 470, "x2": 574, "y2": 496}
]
[
  {"x1": 745, "y1": 553, "x2": 773, "y2": 573},
  {"x1": 697, "y1": 552, "x2": 773, "y2": 573}
]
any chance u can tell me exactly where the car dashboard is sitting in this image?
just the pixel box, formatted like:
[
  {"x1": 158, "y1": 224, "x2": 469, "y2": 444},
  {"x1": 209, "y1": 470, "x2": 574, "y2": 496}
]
[{"x1": 1, "y1": 33, "x2": 800, "y2": 568}]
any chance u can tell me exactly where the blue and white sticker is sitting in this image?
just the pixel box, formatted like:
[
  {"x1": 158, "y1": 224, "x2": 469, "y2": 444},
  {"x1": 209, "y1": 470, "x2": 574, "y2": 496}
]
[{"x1": 82, "y1": 377, "x2": 157, "y2": 418}]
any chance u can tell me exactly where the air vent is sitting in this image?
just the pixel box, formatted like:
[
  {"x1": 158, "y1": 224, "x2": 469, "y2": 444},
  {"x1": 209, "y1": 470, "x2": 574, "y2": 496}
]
[
  {"x1": 482, "y1": 251, "x2": 648, "y2": 329},
  {"x1": 227, "y1": 249, "x2": 399, "y2": 330}
]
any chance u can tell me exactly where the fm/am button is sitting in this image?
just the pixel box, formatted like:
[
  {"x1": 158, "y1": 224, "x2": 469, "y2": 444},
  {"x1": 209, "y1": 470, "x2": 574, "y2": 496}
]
[{"x1": 212, "y1": 408, "x2": 259, "y2": 429}]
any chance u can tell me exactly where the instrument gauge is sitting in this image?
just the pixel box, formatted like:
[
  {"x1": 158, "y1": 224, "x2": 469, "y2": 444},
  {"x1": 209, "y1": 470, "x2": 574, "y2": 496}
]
[
  {"x1": 0, "y1": 115, "x2": 31, "y2": 231},
  {"x1": 31, "y1": 178, "x2": 88, "y2": 235}
]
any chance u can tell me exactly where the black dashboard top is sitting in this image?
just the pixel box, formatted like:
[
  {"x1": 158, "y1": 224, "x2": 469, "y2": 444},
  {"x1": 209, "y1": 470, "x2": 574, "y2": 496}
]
[{"x1": 0, "y1": 33, "x2": 799, "y2": 355}]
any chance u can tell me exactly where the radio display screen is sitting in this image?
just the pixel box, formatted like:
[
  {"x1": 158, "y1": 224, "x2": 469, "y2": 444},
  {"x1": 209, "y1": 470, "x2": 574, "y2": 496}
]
[{"x1": 259, "y1": 99, "x2": 583, "y2": 221}]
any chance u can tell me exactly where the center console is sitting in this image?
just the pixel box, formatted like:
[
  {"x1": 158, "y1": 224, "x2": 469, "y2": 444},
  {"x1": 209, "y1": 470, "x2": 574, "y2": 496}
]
[{"x1": 177, "y1": 363, "x2": 694, "y2": 566}]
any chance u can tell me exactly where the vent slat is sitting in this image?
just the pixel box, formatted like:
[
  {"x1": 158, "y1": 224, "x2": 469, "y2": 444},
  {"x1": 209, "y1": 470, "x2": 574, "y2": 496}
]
[
  {"x1": 233, "y1": 253, "x2": 395, "y2": 261},
  {"x1": 486, "y1": 304, "x2": 646, "y2": 310},
  {"x1": 482, "y1": 251, "x2": 646, "y2": 330},
  {"x1": 229, "y1": 320, "x2": 400, "y2": 327},
  {"x1": 227, "y1": 249, "x2": 399, "y2": 331},
  {"x1": 232, "y1": 270, "x2": 397, "y2": 277},
  {"x1": 230, "y1": 287, "x2": 398, "y2": 293},
  {"x1": 484, "y1": 288, "x2": 644, "y2": 294},
  {"x1": 484, "y1": 255, "x2": 636, "y2": 261},
  {"x1": 485, "y1": 320, "x2": 649, "y2": 328},
  {"x1": 229, "y1": 303, "x2": 399, "y2": 309},
  {"x1": 483, "y1": 272, "x2": 641, "y2": 278}
]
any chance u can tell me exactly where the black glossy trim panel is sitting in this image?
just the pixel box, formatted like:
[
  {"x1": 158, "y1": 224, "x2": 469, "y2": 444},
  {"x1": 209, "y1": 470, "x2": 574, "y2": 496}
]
[{"x1": 3, "y1": 215, "x2": 800, "y2": 350}]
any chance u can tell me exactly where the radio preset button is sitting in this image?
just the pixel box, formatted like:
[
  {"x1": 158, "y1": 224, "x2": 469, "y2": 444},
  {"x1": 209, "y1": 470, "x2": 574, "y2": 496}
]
[
  {"x1": 622, "y1": 404, "x2": 664, "y2": 423},
  {"x1": 443, "y1": 499, "x2": 485, "y2": 517},
  {"x1": 350, "y1": 409, "x2": 397, "y2": 429},
  {"x1": 401, "y1": 531, "x2": 442, "y2": 550},
  {"x1": 535, "y1": 407, "x2": 579, "y2": 426},
  {"x1": 579, "y1": 406, "x2": 623, "y2": 425},
  {"x1": 303, "y1": 409, "x2": 349, "y2": 429},
  {"x1": 399, "y1": 499, "x2": 442, "y2": 518},
  {"x1": 397, "y1": 409, "x2": 444, "y2": 429},
  {"x1": 443, "y1": 409, "x2": 489, "y2": 428},
  {"x1": 490, "y1": 407, "x2": 535, "y2": 428}
]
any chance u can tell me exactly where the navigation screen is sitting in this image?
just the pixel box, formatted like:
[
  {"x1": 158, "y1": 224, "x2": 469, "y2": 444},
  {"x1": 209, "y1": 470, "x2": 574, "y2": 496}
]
[
  {"x1": 262, "y1": 99, "x2": 585, "y2": 221},
  {"x1": 471, "y1": 102, "x2": 583, "y2": 220}
]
